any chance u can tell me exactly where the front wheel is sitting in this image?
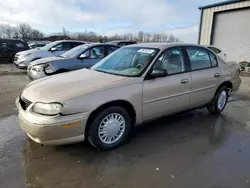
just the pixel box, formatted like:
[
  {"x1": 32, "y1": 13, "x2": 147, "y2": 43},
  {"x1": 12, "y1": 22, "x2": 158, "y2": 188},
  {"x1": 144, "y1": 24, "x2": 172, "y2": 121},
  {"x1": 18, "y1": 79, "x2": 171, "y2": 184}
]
[
  {"x1": 87, "y1": 106, "x2": 132, "y2": 150},
  {"x1": 207, "y1": 86, "x2": 229, "y2": 114}
]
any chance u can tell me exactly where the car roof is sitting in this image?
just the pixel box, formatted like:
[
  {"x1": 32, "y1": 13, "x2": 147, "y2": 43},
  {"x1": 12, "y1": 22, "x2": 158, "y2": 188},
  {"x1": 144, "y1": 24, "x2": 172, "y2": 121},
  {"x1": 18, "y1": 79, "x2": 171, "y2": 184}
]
[
  {"x1": 0, "y1": 38, "x2": 25, "y2": 42},
  {"x1": 123, "y1": 43, "x2": 207, "y2": 50},
  {"x1": 55, "y1": 40, "x2": 88, "y2": 43},
  {"x1": 81, "y1": 43, "x2": 120, "y2": 48},
  {"x1": 109, "y1": 40, "x2": 136, "y2": 43}
]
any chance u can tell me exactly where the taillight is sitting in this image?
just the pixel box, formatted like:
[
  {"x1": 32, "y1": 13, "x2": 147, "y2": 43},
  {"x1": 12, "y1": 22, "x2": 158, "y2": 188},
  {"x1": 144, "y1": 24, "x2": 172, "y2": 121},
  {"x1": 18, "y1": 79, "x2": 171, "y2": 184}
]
[{"x1": 240, "y1": 61, "x2": 248, "y2": 65}]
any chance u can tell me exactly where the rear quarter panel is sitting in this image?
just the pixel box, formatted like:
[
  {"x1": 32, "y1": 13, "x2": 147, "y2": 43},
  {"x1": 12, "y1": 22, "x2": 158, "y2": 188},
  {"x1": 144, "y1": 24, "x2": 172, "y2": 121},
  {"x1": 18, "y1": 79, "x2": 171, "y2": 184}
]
[{"x1": 219, "y1": 59, "x2": 241, "y2": 93}]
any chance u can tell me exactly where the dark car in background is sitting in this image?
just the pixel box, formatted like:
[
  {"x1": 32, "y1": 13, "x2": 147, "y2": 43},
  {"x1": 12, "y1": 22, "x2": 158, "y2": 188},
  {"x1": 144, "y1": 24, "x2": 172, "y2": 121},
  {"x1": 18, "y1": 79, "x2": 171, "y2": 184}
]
[
  {"x1": 27, "y1": 43, "x2": 120, "y2": 80},
  {"x1": 108, "y1": 40, "x2": 137, "y2": 46},
  {"x1": 0, "y1": 39, "x2": 29, "y2": 63}
]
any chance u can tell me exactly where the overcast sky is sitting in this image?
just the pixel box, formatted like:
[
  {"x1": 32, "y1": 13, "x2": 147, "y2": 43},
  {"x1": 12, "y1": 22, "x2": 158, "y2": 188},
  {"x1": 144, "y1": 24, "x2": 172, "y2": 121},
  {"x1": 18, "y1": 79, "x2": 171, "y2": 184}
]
[{"x1": 0, "y1": 0, "x2": 221, "y2": 43}]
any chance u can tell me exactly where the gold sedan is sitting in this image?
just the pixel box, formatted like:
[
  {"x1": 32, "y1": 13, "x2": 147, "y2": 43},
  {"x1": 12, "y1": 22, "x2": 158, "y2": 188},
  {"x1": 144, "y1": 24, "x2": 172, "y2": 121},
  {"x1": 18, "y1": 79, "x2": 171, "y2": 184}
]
[{"x1": 16, "y1": 43, "x2": 241, "y2": 150}]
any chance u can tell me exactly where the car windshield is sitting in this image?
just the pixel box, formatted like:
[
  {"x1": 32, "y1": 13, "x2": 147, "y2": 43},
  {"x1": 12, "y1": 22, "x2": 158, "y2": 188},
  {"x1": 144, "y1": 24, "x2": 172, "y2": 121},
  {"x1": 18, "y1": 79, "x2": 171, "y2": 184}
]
[
  {"x1": 91, "y1": 47, "x2": 159, "y2": 77},
  {"x1": 40, "y1": 41, "x2": 61, "y2": 51},
  {"x1": 60, "y1": 44, "x2": 88, "y2": 58}
]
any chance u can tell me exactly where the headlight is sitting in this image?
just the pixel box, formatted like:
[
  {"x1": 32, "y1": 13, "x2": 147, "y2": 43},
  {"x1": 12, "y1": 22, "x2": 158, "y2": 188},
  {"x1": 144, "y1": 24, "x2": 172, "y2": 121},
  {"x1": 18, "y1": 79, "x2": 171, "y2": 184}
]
[
  {"x1": 31, "y1": 65, "x2": 44, "y2": 72},
  {"x1": 44, "y1": 65, "x2": 53, "y2": 74},
  {"x1": 32, "y1": 102, "x2": 63, "y2": 115}
]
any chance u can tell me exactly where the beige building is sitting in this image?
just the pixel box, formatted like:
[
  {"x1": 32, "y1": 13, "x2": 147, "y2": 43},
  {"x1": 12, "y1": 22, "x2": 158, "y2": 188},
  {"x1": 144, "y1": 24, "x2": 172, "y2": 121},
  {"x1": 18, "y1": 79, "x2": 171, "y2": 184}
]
[{"x1": 198, "y1": 0, "x2": 250, "y2": 63}]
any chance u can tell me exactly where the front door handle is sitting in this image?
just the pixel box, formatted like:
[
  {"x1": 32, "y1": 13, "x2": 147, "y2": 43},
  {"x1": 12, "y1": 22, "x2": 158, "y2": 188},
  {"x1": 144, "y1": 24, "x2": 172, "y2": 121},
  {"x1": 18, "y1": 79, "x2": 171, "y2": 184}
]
[
  {"x1": 181, "y1": 79, "x2": 189, "y2": 84},
  {"x1": 214, "y1": 73, "x2": 220, "y2": 78}
]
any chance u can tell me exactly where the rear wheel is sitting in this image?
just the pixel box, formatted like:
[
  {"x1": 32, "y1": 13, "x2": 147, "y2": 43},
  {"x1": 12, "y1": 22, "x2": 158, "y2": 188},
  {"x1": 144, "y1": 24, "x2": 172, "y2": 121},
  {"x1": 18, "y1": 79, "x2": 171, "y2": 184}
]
[
  {"x1": 207, "y1": 86, "x2": 228, "y2": 114},
  {"x1": 87, "y1": 106, "x2": 132, "y2": 150}
]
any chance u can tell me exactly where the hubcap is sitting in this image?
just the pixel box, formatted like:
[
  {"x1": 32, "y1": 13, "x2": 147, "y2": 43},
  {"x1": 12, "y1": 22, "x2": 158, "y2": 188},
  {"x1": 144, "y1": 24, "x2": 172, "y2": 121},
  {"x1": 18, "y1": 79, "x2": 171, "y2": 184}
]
[
  {"x1": 217, "y1": 90, "x2": 227, "y2": 110},
  {"x1": 98, "y1": 113, "x2": 125, "y2": 144}
]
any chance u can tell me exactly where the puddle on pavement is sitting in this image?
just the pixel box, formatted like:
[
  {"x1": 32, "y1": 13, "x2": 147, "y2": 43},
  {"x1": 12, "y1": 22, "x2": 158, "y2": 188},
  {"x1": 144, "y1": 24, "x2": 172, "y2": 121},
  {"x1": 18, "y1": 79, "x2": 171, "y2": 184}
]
[{"x1": 1, "y1": 110, "x2": 250, "y2": 188}]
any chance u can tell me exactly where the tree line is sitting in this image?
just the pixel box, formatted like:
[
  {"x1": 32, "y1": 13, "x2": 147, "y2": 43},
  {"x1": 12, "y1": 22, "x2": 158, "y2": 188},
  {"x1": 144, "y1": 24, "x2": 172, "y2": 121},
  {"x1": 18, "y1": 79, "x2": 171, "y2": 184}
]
[
  {"x1": 0, "y1": 23, "x2": 44, "y2": 41},
  {"x1": 0, "y1": 23, "x2": 182, "y2": 43}
]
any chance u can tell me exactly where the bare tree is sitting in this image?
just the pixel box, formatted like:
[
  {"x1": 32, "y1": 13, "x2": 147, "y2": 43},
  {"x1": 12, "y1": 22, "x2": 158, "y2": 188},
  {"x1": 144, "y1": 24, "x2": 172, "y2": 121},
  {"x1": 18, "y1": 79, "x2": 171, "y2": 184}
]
[
  {"x1": 167, "y1": 34, "x2": 176, "y2": 43},
  {"x1": 17, "y1": 23, "x2": 33, "y2": 40},
  {"x1": 0, "y1": 22, "x2": 181, "y2": 43},
  {"x1": 138, "y1": 31, "x2": 144, "y2": 42}
]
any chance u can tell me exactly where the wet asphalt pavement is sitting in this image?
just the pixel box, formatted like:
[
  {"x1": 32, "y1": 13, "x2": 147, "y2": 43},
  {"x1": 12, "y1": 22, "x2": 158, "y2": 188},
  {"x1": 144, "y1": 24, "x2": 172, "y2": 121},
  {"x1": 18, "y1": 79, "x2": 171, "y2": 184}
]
[{"x1": 1, "y1": 71, "x2": 250, "y2": 188}]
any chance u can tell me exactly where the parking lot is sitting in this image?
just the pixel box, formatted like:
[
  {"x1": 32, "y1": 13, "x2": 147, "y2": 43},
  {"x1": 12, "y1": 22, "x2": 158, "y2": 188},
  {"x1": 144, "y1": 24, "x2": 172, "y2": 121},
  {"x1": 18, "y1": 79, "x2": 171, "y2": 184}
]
[{"x1": 0, "y1": 66, "x2": 250, "y2": 188}]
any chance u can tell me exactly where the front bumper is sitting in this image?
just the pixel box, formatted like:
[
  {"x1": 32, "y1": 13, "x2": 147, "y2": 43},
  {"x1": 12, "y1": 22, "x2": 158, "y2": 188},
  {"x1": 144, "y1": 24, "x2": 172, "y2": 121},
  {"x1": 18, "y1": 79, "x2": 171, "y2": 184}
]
[
  {"x1": 17, "y1": 98, "x2": 89, "y2": 145},
  {"x1": 13, "y1": 55, "x2": 31, "y2": 70},
  {"x1": 19, "y1": 114, "x2": 87, "y2": 145},
  {"x1": 13, "y1": 61, "x2": 28, "y2": 70}
]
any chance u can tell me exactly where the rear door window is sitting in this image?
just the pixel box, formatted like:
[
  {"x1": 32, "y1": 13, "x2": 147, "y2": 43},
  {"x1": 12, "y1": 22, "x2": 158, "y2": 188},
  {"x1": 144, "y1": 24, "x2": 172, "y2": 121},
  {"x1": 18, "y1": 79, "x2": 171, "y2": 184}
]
[
  {"x1": 186, "y1": 47, "x2": 212, "y2": 71},
  {"x1": 107, "y1": 46, "x2": 119, "y2": 55},
  {"x1": 15, "y1": 41, "x2": 26, "y2": 48},
  {"x1": 82, "y1": 46, "x2": 105, "y2": 59},
  {"x1": 70, "y1": 42, "x2": 84, "y2": 49},
  {"x1": 53, "y1": 42, "x2": 71, "y2": 51}
]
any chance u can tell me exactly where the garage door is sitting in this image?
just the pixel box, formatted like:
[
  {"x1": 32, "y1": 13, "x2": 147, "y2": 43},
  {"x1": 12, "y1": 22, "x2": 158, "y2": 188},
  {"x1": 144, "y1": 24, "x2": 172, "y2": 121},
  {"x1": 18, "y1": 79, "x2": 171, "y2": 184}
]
[{"x1": 212, "y1": 8, "x2": 250, "y2": 63}]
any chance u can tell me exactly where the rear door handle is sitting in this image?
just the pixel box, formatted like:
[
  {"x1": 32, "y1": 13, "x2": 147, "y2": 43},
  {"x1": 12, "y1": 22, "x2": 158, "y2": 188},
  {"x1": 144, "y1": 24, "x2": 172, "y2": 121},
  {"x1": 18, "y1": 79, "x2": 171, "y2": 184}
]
[
  {"x1": 181, "y1": 79, "x2": 189, "y2": 84},
  {"x1": 214, "y1": 73, "x2": 220, "y2": 78}
]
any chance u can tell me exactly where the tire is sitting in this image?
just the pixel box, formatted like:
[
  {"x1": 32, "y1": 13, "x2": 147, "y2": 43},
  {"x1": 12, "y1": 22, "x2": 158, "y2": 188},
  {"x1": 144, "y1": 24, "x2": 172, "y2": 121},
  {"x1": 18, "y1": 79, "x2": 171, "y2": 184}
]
[
  {"x1": 87, "y1": 106, "x2": 132, "y2": 150},
  {"x1": 207, "y1": 86, "x2": 229, "y2": 114}
]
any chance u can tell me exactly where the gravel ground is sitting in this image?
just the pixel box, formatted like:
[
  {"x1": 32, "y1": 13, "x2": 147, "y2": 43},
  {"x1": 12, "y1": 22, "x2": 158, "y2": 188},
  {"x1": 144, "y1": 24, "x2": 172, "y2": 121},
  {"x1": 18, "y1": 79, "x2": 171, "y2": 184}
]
[{"x1": 0, "y1": 64, "x2": 26, "y2": 76}]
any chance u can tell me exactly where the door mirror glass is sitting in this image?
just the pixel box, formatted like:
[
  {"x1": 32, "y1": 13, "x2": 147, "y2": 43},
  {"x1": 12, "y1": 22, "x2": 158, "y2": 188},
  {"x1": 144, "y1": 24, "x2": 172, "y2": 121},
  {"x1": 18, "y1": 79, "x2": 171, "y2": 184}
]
[
  {"x1": 151, "y1": 69, "x2": 167, "y2": 78},
  {"x1": 50, "y1": 47, "x2": 57, "y2": 52},
  {"x1": 79, "y1": 53, "x2": 88, "y2": 59}
]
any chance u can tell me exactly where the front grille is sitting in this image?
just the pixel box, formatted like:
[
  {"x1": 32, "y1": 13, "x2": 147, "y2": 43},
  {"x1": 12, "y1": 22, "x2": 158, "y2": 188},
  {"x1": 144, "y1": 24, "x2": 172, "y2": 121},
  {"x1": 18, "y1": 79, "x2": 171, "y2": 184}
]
[{"x1": 19, "y1": 96, "x2": 32, "y2": 110}]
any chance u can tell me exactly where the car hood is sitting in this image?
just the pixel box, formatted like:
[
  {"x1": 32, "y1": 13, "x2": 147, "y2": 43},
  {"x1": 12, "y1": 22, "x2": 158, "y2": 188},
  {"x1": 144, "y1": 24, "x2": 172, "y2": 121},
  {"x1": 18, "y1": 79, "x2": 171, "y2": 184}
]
[
  {"x1": 22, "y1": 69, "x2": 140, "y2": 102},
  {"x1": 17, "y1": 49, "x2": 41, "y2": 55},
  {"x1": 29, "y1": 56, "x2": 65, "y2": 66}
]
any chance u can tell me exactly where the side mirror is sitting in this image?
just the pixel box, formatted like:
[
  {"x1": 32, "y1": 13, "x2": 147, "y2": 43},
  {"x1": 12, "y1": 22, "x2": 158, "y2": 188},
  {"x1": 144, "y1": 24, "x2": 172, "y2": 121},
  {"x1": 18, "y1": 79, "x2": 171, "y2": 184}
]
[
  {"x1": 50, "y1": 47, "x2": 57, "y2": 52},
  {"x1": 79, "y1": 54, "x2": 88, "y2": 59},
  {"x1": 151, "y1": 69, "x2": 167, "y2": 78}
]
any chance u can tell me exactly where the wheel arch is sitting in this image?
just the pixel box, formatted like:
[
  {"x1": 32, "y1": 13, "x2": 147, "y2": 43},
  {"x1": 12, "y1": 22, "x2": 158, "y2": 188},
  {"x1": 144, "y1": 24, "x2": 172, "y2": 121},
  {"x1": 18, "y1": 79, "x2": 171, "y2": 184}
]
[
  {"x1": 55, "y1": 68, "x2": 70, "y2": 73},
  {"x1": 31, "y1": 57, "x2": 42, "y2": 62},
  {"x1": 216, "y1": 81, "x2": 233, "y2": 95},
  {"x1": 85, "y1": 100, "x2": 136, "y2": 136}
]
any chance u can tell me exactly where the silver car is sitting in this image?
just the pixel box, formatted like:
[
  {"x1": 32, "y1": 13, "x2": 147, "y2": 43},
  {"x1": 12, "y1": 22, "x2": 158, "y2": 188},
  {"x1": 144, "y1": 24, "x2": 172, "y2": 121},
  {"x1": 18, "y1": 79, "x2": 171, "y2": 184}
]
[
  {"x1": 14, "y1": 40, "x2": 87, "y2": 69},
  {"x1": 27, "y1": 43, "x2": 120, "y2": 80}
]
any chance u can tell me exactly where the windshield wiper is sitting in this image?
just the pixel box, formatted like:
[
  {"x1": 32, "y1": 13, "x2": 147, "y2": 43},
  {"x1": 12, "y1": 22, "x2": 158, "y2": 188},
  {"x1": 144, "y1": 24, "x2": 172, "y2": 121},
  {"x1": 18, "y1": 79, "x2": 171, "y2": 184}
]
[
  {"x1": 94, "y1": 69, "x2": 108, "y2": 74},
  {"x1": 94, "y1": 69, "x2": 126, "y2": 77}
]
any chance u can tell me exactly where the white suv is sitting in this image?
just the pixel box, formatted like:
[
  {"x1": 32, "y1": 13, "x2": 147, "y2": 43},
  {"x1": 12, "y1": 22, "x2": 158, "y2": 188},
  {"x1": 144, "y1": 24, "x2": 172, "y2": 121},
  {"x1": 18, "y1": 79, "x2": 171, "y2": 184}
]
[{"x1": 14, "y1": 40, "x2": 86, "y2": 69}]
